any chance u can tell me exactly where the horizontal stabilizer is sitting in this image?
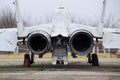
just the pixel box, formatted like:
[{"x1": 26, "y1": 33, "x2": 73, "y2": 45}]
[
  {"x1": 103, "y1": 32, "x2": 120, "y2": 48},
  {"x1": 0, "y1": 29, "x2": 17, "y2": 52}
]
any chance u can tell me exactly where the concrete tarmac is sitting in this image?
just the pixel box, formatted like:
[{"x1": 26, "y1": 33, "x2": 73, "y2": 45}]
[{"x1": 0, "y1": 58, "x2": 119, "y2": 80}]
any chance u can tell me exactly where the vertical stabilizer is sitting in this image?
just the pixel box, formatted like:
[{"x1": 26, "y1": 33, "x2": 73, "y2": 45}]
[
  {"x1": 97, "y1": 0, "x2": 107, "y2": 36},
  {"x1": 14, "y1": 0, "x2": 24, "y2": 37}
]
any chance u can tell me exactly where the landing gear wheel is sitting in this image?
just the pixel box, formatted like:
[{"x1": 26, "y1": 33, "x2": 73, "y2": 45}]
[
  {"x1": 23, "y1": 54, "x2": 31, "y2": 67},
  {"x1": 30, "y1": 53, "x2": 34, "y2": 64},
  {"x1": 56, "y1": 60, "x2": 60, "y2": 64},
  {"x1": 56, "y1": 60, "x2": 64, "y2": 65},
  {"x1": 39, "y1": 54, "x2": 43, "y2": 58},
  {"x1": 71, "y1": 53, "x2": 77, "y2": 58},
  {"x1": 92, "y1": 54, "x2": 99, "y2": 66},
  {"x1": 87, "y1": 53, "x2": 92, "y2": 64},
  {"x1": 61, "y1": 60, "x2": 64, "y2": 64}
]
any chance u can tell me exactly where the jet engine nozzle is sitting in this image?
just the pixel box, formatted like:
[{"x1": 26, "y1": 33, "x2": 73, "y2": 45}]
[
  {"x1": 69, "y1": 30, "x2": 94, "y2": 55},
  {"x1": 27, "y1": 30, "x2": 51, "y2": 54}
]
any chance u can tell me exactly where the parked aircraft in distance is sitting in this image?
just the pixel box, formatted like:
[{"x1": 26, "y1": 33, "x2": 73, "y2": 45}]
[{"x1": 0, "y1": 0, "x2": 120, "y2": 67}]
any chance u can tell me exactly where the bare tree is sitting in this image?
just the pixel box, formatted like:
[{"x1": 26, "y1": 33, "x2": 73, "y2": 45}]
[
  {"x1": 76, "y1": 14, "x2": 120, "y2": 28},
  {"x1": 35, "y1": 16, "x2": 42, "y2": 25},
  {"x1": 0, "y1": 7, "x2": 31, "y2": 28},
  {"x1": 89, "y1": 17, "x2": 99, "y2": 27},
  {"x1": 0, "y1": 7, "x2": 16, "y2": 28},
  {"x1": 45, "y1": 15, "x2": 52, "y2": 23},
  {"x1": 70, "y1": 15, "x2": 76, "y2": 23},
  {"x1": 104, "y1": 14, "x2": 120, "y2": 28}
]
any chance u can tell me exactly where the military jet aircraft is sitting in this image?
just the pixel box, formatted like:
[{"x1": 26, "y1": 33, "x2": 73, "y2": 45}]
[{"x1": 0, "y1": 0, "x2": 120, "y2": 67}]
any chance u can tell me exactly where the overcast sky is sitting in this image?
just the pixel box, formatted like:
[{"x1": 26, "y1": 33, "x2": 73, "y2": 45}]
[{"x1": 0, "y1": 0, "x2": 120, "y2": 26}]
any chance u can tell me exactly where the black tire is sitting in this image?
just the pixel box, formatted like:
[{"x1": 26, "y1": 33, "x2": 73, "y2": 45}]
[
  {"x1": 71, "y1": 53, "x2": 77, "y2": 58},
  {"x1": 92, "y1": 54, "x2": 99, "y2": 66},
  {"x1": 56, "y1": 60, "x2": 60, "y2": 64},
  {"x1": 61, "y1": 60, "x2": 64, "y2": 64},
  {"x1": 24, "y1": 54, "x2": 30, "y2": 60},
  {"x1": 87, "y1": 53, "x2": 92, "y2": 64},
  {"x1": 30, "y1": 53, "x2": 34, "y2": 64}
]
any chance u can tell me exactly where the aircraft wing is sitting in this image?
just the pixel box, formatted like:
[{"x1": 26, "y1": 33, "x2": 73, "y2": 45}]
[
  {"x1": 102, "y1": 28, "x2": 120, "y2": 48},
  {"x1": 0, "y1": 28, "x2": 17, "y2": 52}
]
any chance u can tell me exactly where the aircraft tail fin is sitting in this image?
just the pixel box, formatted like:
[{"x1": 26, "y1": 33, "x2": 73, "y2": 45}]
[
  {"x1": 97, "y1": 0, "x2": 107, "y2": 36},
  {"x1": 13, "y1": 0, "x2": 24, "y2": 37}
]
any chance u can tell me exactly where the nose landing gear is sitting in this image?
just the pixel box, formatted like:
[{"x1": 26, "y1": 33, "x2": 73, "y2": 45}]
[
  {"x1": 87, "y1": 53, "x2": 99, "y2": 66},
  {"x1": 52, "y1": 47, "x2": 68, "y2": 65}
]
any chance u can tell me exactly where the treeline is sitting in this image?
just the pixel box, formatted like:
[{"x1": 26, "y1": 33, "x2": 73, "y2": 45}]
[{"x1": 0, "y1": 7, "x2": 120, "y2": 28}]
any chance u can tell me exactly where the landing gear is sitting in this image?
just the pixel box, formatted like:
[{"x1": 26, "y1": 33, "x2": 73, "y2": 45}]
[
  {"x1": 39, "y1": 54, "x2": 43, "y2": 58},
  {"x1": 89, "y1": 42, "x2": 99, "y2": 66},
  {"x1": 56, "y1": 60, "x2": 60, "y2": 64},
  {"x1": 56, "y1": 60, "x2": 64, "y2": 64},
  {"x1": 91, "y1": 54, "x2": 99, "y2": 66},
  {"x1": 30, "y1": 53, "x2": 34, "y2": 64},
  {"x1": 87, "y1": 53, "x2": 99, "y2": 66},
  {"x1": 52, "y1": 47, "x2": 68, "y2": 65},
  {"x1": 52, "y1": 36, "x2": 68, "y2": 65},
  {"x1": 87, "y1": 53, "x2": 92, "y2": 64},
  {"x1": 71, "y1": 53, "x2": 77, "y2": 58},
  {"x1": 23, "y1": 52, "x2": 35, "y2": 67}
]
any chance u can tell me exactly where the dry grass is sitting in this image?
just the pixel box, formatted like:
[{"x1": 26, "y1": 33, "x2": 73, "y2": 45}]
[
  {"x1": 0, "y1": 53, "x2": 119, "y2": 59},
  {"x1": 43, "y1": 53, "x2": 117, "y2": 58}
]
